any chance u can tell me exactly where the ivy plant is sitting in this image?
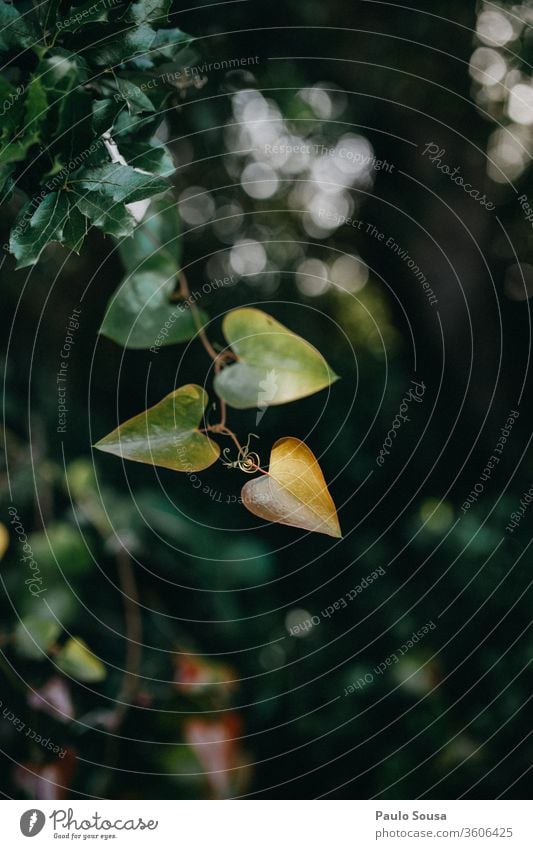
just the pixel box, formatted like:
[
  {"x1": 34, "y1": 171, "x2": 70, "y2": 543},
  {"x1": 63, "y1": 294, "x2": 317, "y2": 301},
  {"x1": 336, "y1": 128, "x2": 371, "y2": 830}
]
[
  {"x1": 96, "y1": 288, "x2": 343, "y2": 538},
  {"x1": 0, "y1": 1, "x2": 342, "y2": 538},
  {"x1": 0, "y1": 0, "x2": 194, "y2": 266}
]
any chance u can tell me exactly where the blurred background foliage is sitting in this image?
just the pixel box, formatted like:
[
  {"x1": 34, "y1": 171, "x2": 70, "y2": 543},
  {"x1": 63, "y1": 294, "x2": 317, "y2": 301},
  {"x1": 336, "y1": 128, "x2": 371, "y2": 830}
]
[{"x1": 1, "y1": 0, "x2": 533, "y2": 799}]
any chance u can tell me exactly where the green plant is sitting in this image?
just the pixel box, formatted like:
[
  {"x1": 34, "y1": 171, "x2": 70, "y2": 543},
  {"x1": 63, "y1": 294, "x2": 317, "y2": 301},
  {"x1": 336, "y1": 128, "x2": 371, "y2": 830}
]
[
  {"x1": 95, "y1": 286, "x2": 342, "y2": 538},
  {"x1": 1, "y1": 1, "x2": 342, "y2": 537},
  {"x1": 0, "y1": 0, "x2": 194, "y2": 266}
]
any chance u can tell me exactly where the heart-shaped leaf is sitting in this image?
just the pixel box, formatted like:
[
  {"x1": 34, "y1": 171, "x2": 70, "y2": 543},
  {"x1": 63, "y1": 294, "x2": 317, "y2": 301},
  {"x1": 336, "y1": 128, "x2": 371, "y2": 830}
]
[
  {"x1": 95, "y1": 384, "x2": 220, "y2": 473},
  {"x1": 56, "y1": 637, "x2": 106, "y2": 682},
  {"x1": 100, "y1": 198, "x2": 205, "y2": 348},
  {"x1": 99, "y1": 270, "x2": 206, "y2": 349},
  {"x1": 241, "y1": 437, "x2": 341, "y2": 538},
  {"x1": 213, "y1": 308, "x2": 338, "y2": 409},
  {"x1": 14, "y1": 616, "x2": 61, "y2": 660}
]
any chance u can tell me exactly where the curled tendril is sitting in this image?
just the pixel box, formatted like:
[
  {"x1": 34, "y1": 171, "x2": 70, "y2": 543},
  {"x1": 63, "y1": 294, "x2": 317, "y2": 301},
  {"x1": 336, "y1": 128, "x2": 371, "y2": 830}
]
[{"x1": 222, "y1": 433, "x2": 260, "y2": 473}]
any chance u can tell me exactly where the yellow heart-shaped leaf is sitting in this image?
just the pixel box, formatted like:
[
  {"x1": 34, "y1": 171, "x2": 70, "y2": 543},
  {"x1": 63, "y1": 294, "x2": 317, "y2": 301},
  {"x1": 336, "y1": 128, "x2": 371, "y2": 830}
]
[
  {"x1": 213, "y1": 308, "x2": 338, "y2": 409},
  {"x1": 94, "y1": 384, "x2": 220, "y2": 473},
  {"x1": 241, "y1": 437, "x2": 341, "y2": 538}
]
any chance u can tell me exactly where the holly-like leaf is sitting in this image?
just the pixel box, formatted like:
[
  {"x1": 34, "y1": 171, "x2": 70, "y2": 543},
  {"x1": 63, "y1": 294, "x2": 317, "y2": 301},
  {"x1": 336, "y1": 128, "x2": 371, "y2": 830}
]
[
  {"x1": 114, "y1": 78, "x2": 156, "y2": 114},
  {"x1": 120, "y1": 138, "x2": 174, "y2": 176},
  {"x1": 77, "y1": 162, "x2": 168, "y2": 204},
  {"x1": 56, "y1": 637, "x2": 106, "y2": 682},
  {"x1": 214, "y1": 308, "x2": 338, "y2": 409},
  {"x1": 73, "y1": 191, "x2": 136, "y2": 238},
  {"x1": 241, "y1": 437, "x2": 341, "y2": 538},
  {"x1": 10, "y1": 191, "x2": 69, "y2": 268},
  {"x1": 56, "y1": 0, "x2": 111, "y2": 32},
  {"x1": 62, "y1": 201, "x2": 87, "y2": 253},
  {"x1": 100, "y1": 270, "x2": 206, "y2": 348},
  {"x1": 94, "y1": 384, "x2": 220, "y2": 472},
  {"x1": 85, "y1": 22, "x2": 156, "y2": 67},
  {"x1": 126, "y1": 0, "x2": 172, "y2": 25},
  {"x1": 0, "y1": 1, "x2": 34, "y2": 52}
]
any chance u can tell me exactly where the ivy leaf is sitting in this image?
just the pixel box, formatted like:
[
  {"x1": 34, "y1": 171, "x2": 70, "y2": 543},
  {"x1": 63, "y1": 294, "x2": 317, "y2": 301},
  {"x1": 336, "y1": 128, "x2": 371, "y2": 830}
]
[
  {"x1": 14, "y1": 616, "x2": 61, "y2": 660},
  {"x1": 56, "y1": 0, "x2": 112, "y2": 32},
  {"x1": 10, "y1": 191, "x2": 69, "y2": 268},
  {"x1": 56, "y1": 637, "x2": 106, "y2": 682},
  {"x1": 100, "y1": 270, "x2": 206, "y2": 348},
  {"x1": 94, "y1": 385, "x2": 220, "y2": 472},
  {"x1": 73, "y1": 191, "x2": 136, "y2": 238},
  {"x1": 120, "y1": 138, "x2": 174, "y2": 175},
  {"x1": 77, "y1": 162, "x2": 168, "y2": 203},
  {"x1": 114, "y1": 78, "x2": 156, "y2": 114},
  {"x1": 85, "y1": 23, "x2": 156, "y2": 66},
  {"x1": 0, "y1": 76, "x2": 47, "y2": 167},
  {"x1": 0, "y1": 1, "x2": 35, "y2": 52},
  {"x1": 62, "y1": 201, "x2": 87, "y2": 253},
  {"x1": 126, "y1": 0, "x2": 172, "y2": 24},
  {"x1": 241, "y1": 437, "x2": 342, "y2": 538},
  {"x1": 214, "y1": 308, "x2": 339, "y2": 409},
  {"x1": 100, "y1": 196, "x2": 202, "y2": 347},
  {"x1": 151, "y1": 27, "x2": 194, "y2": 60},
  {"x1": 118, "y1": 195, "x2": 181, "y2": 274},
  {"x1": 92, "y1": 97, "x2": 124, "y2": 135}
]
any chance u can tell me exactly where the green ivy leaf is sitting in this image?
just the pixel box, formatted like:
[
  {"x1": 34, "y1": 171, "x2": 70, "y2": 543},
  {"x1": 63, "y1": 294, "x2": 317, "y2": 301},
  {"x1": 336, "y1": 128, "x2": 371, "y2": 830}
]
[
  {"x1": 117, "y1": 196, "x2": 181, "y2": 275},
  {"x1": 14, "y1": 616, "x2": 61, "y2": 660},
  {"x1": 151, "y1": 27, "x2": 194, "y2": 60},
  {"x1": 126, "y1": 0, "x2": 172, "y2": 25},
  {"x1": 62, "y1": 200, "x2": 87, "y2": 253},
  {"x1": 114, "y1": 78, "x2": 156, "y2": 114},
  {"x1": 10, "y1": 191, "x2": 69, "y2": 268},
  {"x1": 0, "y1": 1, "x2": 35, "y2": 52},
  {"x1": 120, "y1": 138, "x2": 174, "y2": 176},
  {"x1": 85, "y1": 23, "x2": 156, "y2": 66},
  {"x1": 77, "y1": 162, "x2": 168, "y2": 203},
  {"x1": 100, "y1": 270, "x2": 206, "y2": 348},
  {"x1": 214, "y1": 308, "x2": 339, "y2": 409},
  {"x1": 56, "y1": 0, "x2": 112, "y2": 32},
  {"x1": 56, "y1": 637, "x2": 106, "y2": 682},
  {"x1": 100, "y1": 197, "x2": 203, "y2": 348},
  {"x1": 73, "y1": 191, "x2": 136, "y2": 239},
  {"x1": 95, "y1": 384, "x2": 220, "y2": 472},
  {"x1": 0, "y1": 76, "x2": 47, "y2": 168},
  {"x1": 92, "y1": 97, "x2": 124, "y2": 135}
]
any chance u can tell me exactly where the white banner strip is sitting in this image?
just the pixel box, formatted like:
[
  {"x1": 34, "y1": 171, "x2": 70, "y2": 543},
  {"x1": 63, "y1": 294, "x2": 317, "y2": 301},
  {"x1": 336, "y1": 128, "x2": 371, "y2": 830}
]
[{"x1": 1, "y1": 800, "x2": 532, "y2": 847}]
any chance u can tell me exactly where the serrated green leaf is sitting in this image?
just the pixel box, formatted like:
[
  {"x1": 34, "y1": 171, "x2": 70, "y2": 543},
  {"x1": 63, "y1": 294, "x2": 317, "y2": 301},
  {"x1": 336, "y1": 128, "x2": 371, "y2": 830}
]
[
  {"x1": 127, "y1": 0, "x2": 171, "y2": 24},
  {"x1": 56, "y1": 637, "x2": 106, "y2": 682},
  {"x1": 95, "y1": 384, "x2": 220, "y2": 472},
  {"x1": 10, "y1": 191, "x2": 69, "y2": 268},
  {"x1": 213, "y1": 308, "x2": 339, "y2": 409},
  {"x1": 63, "y1": 202, "x2": 87, "y2": 253},
  {"x1": 86, "y1": 23, "x2": 156, "y2": 66},
  {"x1": 92, "y1": 97, "x2": 124, "y2": 135},
  {"x1": 56, "y1": 0, "x2": 111, "y2": 32},
  {"x1": 77, "y1": 162, "x2": 168, "y2": 203},
  {"x1": 0, "y1": 76, "x2": 47, "y2": 167},
  {"x1": 120, "y1": 138, "x2": 174, "y2": 175},
  {"x1": 0, "y1": 1, "x2": 34, "y2": 52},
  {"x1": 114, "y1": 78, "x2": 155, "y2": 114},
  {"x1": 151, "y1": 27, "x2": 194, "y2": 60},
  {"x1": 73, "y1": 190, "x2": 136, "y2": 238},
  {"x1": 14, "y1": 616, "x2": 61, "y2": 660}
]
